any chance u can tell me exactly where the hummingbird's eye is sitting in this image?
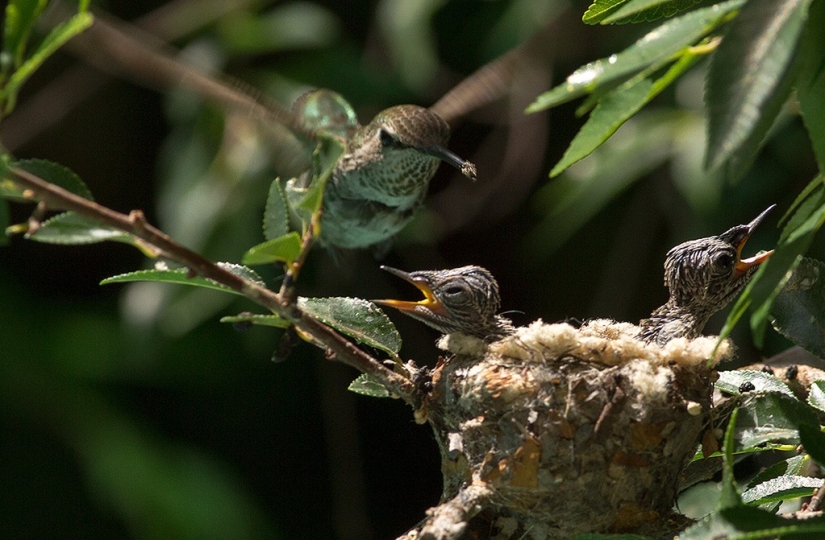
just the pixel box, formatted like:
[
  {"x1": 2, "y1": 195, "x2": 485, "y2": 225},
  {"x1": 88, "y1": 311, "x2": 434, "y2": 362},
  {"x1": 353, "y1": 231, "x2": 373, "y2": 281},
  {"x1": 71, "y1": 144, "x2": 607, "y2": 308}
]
[
  {"x1": 714, "y1": 252, "x2": 734, "y2": 269},
  {"x1": 378, "y1": 128, "x2": 397, "y2": 147},
  {"x1": 441, "y1": 285, "x2": 469, "y2": 304}
]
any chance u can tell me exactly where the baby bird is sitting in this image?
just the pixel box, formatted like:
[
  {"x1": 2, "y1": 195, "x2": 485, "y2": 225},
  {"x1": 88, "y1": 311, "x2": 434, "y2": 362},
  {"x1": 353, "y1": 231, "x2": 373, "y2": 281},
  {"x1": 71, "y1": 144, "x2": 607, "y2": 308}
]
[
  {"x1": 639, "y1": 206, "x2": 775, "y2": 346},
  {"x1": 375, "y1": 265, "x2": 514, "y2": 340}
]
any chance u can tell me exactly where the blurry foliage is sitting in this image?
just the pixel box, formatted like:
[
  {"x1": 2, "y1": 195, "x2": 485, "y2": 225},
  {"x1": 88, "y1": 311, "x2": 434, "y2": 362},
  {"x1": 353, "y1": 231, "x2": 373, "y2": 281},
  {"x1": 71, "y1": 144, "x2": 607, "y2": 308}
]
[{"x1": 1, "y1": 0, "x2": 825, "y2": 539}]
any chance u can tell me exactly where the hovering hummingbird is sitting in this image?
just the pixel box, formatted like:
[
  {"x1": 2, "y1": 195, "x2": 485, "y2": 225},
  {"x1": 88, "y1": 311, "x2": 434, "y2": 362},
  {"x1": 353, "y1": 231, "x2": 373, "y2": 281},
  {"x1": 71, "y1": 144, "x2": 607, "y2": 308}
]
[
  {"x1": 638, "y1": 206, "x2": 775, "y2": 346},
  {"x1": 67, "y1": 9, "x2": 542, "y2": 249}
]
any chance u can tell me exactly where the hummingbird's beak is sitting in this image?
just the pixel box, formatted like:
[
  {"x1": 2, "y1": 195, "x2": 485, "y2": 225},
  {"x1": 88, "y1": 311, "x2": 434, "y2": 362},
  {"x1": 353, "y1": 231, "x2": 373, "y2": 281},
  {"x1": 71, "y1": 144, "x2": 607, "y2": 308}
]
[
  {"x1": 732, "y1": 205, "x2": 775, "y2": 277},
  {"x1": 423, "y1": 145, "x2": 477, "y2": 181},
  {"x1": 374, "y1": 266, "x2": 450, "y2": 317}
]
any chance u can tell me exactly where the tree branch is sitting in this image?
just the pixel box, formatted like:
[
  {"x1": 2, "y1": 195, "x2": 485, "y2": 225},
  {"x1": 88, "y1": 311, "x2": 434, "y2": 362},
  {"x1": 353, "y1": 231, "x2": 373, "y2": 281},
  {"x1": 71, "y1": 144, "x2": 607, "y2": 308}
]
[
  {"x1": 399, "y1": 484, "x2": 493, "y2": 540},
  {"x1": 9, "y1": 166, "x2": 416, "y2": 401}
]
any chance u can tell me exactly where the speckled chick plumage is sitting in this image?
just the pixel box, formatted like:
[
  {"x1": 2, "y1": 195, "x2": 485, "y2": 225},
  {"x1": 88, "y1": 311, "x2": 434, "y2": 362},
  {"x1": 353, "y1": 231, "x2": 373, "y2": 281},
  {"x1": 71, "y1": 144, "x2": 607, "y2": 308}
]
[
  {"x1": 375, "y1": 265, "x2": 513, "y2": 340},
  {"x1": 639, "y1": 206, "x2": 775, "y2": 346},
  {"x1": 288, "y1": 91, "x2": 476, "y2": 249}
]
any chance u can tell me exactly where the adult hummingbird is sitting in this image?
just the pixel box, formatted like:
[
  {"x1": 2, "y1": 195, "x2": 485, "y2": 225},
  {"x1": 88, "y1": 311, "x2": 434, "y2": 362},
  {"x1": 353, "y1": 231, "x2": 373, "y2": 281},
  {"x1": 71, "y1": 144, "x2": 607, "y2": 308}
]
[
  {"x1": 638, "y1": 206, "x2": 775, "y2": 346},
  {"x1": 66, "y1": 9, "x2": 538, "y2": 249}
]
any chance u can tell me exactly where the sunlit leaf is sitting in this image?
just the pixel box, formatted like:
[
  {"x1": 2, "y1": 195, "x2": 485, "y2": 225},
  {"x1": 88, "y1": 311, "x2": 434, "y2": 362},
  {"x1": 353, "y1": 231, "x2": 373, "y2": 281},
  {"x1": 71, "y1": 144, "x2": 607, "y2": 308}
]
[
  {"x1": 527, "y1": 0, "x2": 744, "y2": 111},
  {"x1": 348, "y1": 374, "x2": 392, "y2": 398},
  {"x1": 809, "y1": 381, "x2": 825, "y2": 413},
  {"x1": 299, "y1": 297, "x2": 401, "y2": 356},
  {"x1": 582, "y1": 0, "x2": 632, "y2": 24},
  {"x1": 745, "y1": 454, "x2": 807, "y2": 490},
  {"x1": 219, "y1": 313, "x2": 290, "y2": 329},
  {"x1": 263, "y1": 179, "x2": 290, "y2": 240},
  {"x1": 551, "y1": 77, "x2": 653, "y2": 176},
  {"x1": 705, "y1": 0, "x2": 811, "y2": 173},
  {"x1": 742, "y1": 475, "x2": 823, "y2": 505},
  {"x1": 241, "y1": 232, "x2": 302, "y2": 265},
  {"x1": 715, "y1": 370, "x2": 794, "y2": 398},
  {"x1": 13, "y1": 159, "x2": 94, "y2": 200},
  {"x1": 602, "y1": 0, "x2": 705, "y2": 24},
  {"x1": 550, "y1": 51, "x2": 700, "y2": 176},
  {"x1": 28, "y1": 212, "x2": 137, "y2": 245},
  {"x1": 779, "y1": 176, "x2": 825, "y2": 234},
  {"x1": 101, "y1": 263, "x2": 265, "y2": 296},
  {"x1": 770, "y1": 258, "x2": 825, "y2": 359},
  {"x1": 797, "y1": 0, "x2": 825, "y2": 172},
  {"x1": 734, "y1": 392, "x2": 818, "y2": 448}
]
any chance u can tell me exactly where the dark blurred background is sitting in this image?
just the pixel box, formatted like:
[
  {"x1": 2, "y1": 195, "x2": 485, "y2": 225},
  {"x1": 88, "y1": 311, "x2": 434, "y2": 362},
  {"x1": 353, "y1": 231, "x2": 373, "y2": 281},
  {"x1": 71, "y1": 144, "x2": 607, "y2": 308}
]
[{"x1": 0, "y1": 0, "x2": 819, "y2": 538}]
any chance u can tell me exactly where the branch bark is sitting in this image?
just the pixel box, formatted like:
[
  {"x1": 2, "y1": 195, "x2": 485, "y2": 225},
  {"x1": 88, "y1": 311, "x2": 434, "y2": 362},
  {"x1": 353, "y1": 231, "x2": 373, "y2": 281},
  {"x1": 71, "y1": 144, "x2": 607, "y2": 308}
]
[{"x1": 8, "y1": 166, "x2": 416, "y2": 402}]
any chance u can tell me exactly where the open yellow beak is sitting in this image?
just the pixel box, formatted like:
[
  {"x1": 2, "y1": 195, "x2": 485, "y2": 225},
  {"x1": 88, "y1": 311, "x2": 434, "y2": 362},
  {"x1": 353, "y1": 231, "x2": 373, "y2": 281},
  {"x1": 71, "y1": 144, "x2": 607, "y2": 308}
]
[
  {"x1": 374, "y1": 266, "x2": 450, "y2": 317},
  {"x1": 733, "y1": 206, "x2": 775, "y2": 278}
]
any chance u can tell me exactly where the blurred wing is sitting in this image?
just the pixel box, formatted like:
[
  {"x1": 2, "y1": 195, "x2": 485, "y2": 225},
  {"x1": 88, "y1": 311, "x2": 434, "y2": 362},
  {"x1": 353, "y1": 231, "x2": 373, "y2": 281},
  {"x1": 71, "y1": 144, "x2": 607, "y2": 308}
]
[{"x1": 67, "y1": 10, "x2": 310, "y2": 177}]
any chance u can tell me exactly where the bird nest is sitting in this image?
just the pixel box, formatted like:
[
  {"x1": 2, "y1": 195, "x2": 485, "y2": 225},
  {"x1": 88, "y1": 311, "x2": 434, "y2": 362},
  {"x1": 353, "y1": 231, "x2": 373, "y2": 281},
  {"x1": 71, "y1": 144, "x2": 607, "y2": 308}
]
[{"x1": 419, "y1": 319, "x2": 734, "y2": 539}]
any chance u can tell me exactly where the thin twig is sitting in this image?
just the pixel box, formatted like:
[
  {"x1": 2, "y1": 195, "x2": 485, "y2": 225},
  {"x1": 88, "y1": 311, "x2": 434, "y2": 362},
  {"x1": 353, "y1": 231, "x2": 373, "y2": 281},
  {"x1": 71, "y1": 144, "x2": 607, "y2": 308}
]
[
  {"x1": 807, "y1": 482, "x2": 825, "y2": 513},
  {"x1": 9, "y1": 166, "x2": 416, "y2": 401}
]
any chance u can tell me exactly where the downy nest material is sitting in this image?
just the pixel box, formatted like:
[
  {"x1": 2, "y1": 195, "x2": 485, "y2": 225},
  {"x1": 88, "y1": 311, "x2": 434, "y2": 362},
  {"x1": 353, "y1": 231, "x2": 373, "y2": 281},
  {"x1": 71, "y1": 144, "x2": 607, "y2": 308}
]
[{"x1": 423, "y1": 319, "x2": 733, "y2": 539}]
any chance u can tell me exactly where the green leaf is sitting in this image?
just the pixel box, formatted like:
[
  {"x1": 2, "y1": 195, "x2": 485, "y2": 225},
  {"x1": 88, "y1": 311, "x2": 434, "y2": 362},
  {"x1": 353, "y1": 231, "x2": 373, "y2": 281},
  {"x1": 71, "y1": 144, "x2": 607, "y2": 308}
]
[
  {"x1": 13, "y1": 158, "x2": 93, "y2": 200},
  {"x1": 286, "y1": 135, "x2": 344, "y2": 216},
  {"x1": 3, "y1": 0, "x2": 49, "y2": 66},
  {"x1": 551, "y1": 78, "x2": 653, "y2": 176},
  {"x1": 800, "y1": 423, "x2": 825, "y2": 467},
  {"x1": 684, "y1": 503, "x2": 825, "y2": 538},
  {"x1": 526, "y1": 110, "x2": 679, "y2": 259},
  {"x1": 742, "y1": 475, "x2": 823, "y2": 505},
  {"x1": 719, "y1": 407, "x2": 741, "y2": 509},
  {"x1": 797, "y1": 0, "x2": 825, "y2": 172},
  {"x1": 715, "y1": 370, "x2": 794, "y2": 398},
  {"x1": 28, "y1": 212, "x2": 137, "y2": 245},
  {"x1": 550, "y1": 50, "x2": 700, "y2": 177},
  {"x1": 348, "y1": 374, "x2": 393, "y2": 398},
  {"x1": 582, "y1": 0, "x2": 631, "y2": 24},
  {"x1": 101, "y1": 263, "x2": 265, "y2": 297},
  {"x1": 526, "y1": 0, "x2": 744, "y2": 112},
  {"x1": 770, "y1": 258, "x2": 825, "y2": 359},
  {"x1": 745, "y1": 454, "x2": 807, "y2": 491},
  {"x1": 263, "y1": 179, "x2": 290, "y2": 241},
  {"x1": 705, "y1": 0, "x2": 811, "y2": 173},
  {"x1": 241, "y1": 232, "x2": 302, "y2": 265},
  {"x1": 1, "y1": 12, "x2": 94, "y2": 112},
  {"x1": 809, "y1": 381, "x2": 825, "y2": 413},
  {"x1": 735, "y1": 392, "x2": 819, "y2": 448},
  {"x1": 298, "y1": 297, "x2": 401, "y2": 356},
  {"x1": 219, "y1": 313, "x2": 290, "y2": 329},
  {"x1": 602, "y1": 0, "x2": 705, "y2": 24}
]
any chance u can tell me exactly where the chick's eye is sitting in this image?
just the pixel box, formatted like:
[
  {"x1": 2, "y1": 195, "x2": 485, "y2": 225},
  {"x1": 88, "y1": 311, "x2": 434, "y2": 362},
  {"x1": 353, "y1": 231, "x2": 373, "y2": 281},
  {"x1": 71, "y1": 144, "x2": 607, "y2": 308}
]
[
  {"x1": 442, "y1": 285, "x2": 469, "y2": 301},
  {"x1": 714, "y1": 252, "x2": 734, "y2": 269},
  {"x1": 379, "y1": 129, "x2": 396, "y2": 147}
]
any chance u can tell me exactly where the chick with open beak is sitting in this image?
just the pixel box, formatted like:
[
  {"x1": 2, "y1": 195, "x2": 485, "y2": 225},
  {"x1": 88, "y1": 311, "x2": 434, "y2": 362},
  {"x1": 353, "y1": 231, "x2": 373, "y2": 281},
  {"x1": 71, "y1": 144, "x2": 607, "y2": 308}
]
[
  {"x1": 374, "y1": 265, "x2": 514, "y2": 340},
  {"x1": 639, "y1": 206, "x2": 775, "y2": 346}
]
